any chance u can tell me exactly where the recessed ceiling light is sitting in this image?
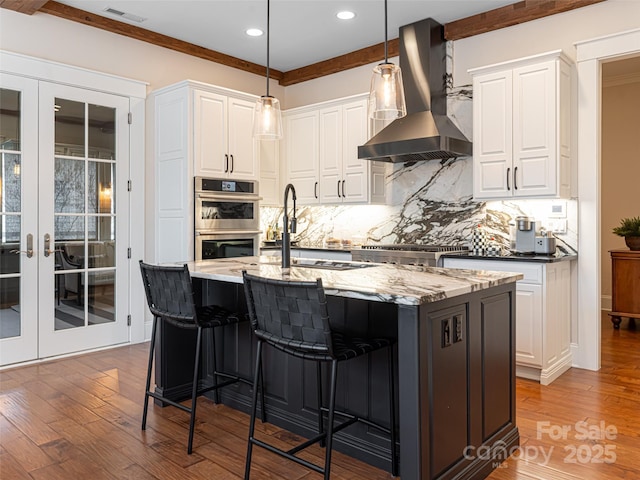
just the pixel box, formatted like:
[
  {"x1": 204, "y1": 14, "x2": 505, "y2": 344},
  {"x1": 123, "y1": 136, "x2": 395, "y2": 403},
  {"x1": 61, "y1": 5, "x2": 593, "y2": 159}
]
[
  {"x1": 246, "y1": 28, "x2": 264, "y2": 37},
  {"x1": 336, "y1": 11, "x2": 356, "y2": 20}
]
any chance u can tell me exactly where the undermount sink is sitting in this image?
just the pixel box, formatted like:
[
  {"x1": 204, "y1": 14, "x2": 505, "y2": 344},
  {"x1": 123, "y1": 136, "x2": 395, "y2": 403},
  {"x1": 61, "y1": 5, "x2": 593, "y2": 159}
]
[{"x1": 291, "y1": 258, "x2": 374, "y2": 271}]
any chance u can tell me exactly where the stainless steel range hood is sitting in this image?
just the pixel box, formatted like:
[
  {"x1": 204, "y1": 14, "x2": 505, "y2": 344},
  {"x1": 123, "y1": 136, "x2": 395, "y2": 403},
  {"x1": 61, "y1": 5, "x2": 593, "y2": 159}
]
[{"x1": 358, "y1": 18, "x2": 472, "y2": 163}]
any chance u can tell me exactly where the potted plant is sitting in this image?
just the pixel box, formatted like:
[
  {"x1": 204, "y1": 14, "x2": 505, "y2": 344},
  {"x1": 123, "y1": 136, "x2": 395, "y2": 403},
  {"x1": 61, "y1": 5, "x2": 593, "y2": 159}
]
[{"x1": 612, "y1": 216, "x2": 640, "y2": 251}]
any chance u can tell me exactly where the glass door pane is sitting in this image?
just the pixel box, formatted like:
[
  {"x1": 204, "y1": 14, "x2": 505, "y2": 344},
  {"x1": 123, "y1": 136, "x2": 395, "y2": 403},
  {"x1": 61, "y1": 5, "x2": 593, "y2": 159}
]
[{"x1": 0, "y1": 75, "x2": 38, "y2": 366}]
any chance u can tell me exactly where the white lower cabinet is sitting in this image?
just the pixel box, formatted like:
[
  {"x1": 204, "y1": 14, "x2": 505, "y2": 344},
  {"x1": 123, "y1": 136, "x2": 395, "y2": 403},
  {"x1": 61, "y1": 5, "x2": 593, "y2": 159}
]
[{"x1": 442, "y1": 258, "x2": 572, "y2": 385}]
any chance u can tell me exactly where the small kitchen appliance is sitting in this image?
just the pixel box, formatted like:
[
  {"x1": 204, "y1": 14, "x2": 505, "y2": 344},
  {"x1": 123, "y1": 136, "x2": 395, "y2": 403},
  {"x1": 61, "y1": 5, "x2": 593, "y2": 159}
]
[
  {"x1": 534, "y1": 232, "x2": 557, "y2": 255},
  {"x1": 515, "y1": 216, "x2": 536, "y2": 254}
]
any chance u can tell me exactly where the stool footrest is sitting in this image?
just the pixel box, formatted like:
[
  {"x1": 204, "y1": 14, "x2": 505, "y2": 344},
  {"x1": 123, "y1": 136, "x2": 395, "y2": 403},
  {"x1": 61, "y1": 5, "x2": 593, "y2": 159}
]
[
  {"x1": 146, "y1": 391, "x2": 191, "y2": 413},
  {"x1": 320, "y1": 406, "x2": 391, "y2": 435},
  {"x1": 250, "y1": 437, "x2": 325, "y2": 475}
]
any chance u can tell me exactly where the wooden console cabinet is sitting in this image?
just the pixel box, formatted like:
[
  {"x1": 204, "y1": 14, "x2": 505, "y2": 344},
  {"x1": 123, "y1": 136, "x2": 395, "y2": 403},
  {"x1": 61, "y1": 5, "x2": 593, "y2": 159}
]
[{"x1": 609, "y1": 249, "x2": 640, "y2": 328}]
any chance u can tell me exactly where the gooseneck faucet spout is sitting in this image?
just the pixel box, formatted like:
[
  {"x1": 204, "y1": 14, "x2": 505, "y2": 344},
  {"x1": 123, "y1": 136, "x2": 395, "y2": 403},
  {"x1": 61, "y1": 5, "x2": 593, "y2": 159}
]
[{"x1": 282, "y1": 183, "x2": 297, "y2": 270}]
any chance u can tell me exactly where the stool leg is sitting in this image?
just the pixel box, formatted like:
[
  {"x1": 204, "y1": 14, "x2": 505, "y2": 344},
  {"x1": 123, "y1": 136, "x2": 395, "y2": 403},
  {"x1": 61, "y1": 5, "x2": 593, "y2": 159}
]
[
  {"x1": 245, "y1": 339, "x2": 263, "y2": 480},
  {"x1": 258, "y1": 361, "x2": 266, "y2": 423},
  {"x1": 316, "y1": 361, "x2": 325, "y2": 448},
  {"x1": 323, "y1": 360, "x2": 338, "y2": 480},
  {"x1": 211, "y1": 328, "x2": 220, "y2": 404},
  {"x1": 187, "y1": 327, "x2": 203, "y2": 455},
  {"x1": 389, "y1": 345, "x2": 398, "y2": 477},
  {"x1": 141, "y1": 316, "x2": 158, "y2": 431}
]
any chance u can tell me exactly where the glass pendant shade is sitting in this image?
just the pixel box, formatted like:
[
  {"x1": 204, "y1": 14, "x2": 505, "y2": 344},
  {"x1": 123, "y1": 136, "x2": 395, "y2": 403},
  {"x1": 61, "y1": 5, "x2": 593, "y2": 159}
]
[
  {"x1": 253, "y1": 95, "x2": 282, "y2": 139},
  {"x1": 368, "y1": 62, "x2": 406, "y2": 123}
]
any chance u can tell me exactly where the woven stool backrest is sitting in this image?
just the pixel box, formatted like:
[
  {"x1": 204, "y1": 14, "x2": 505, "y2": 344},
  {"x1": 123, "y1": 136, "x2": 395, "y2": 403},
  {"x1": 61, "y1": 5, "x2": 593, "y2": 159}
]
[
  {"x1": 242, "y1": 271, "x2": 333, "y2": 357},
  {"x1": 139, "y1": 261, "x2": 198, "y2": 328}
]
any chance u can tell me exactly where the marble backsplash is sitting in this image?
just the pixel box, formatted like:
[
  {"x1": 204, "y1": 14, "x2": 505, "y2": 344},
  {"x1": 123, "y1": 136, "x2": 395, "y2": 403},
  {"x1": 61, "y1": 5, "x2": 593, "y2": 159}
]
[{"x1": 261, "y1": 42, "x2": 578, "y2": 255}]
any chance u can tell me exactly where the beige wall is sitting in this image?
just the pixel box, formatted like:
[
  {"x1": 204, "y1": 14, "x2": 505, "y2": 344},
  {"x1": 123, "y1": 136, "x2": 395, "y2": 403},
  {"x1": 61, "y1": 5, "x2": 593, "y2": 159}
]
[{"x1": 600, "y1": 78, "x2": 640, "y2": 298}]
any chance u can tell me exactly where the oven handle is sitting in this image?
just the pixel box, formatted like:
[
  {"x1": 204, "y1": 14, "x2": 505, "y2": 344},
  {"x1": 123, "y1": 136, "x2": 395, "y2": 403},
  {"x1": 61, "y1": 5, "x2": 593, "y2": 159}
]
[
  {"x1": 195, "y1": 192, "x2": 260, "y2": 202},
  {"x1": 196, "y1": 229, "x2": 261, "y2": 236}
]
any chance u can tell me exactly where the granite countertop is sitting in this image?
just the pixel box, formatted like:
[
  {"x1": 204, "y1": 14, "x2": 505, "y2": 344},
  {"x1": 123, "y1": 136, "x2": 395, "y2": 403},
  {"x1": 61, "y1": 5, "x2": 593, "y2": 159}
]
[
  {"x1": 186, "y1": 255, "x2": 522, "y2": 306},
  {"x1": 443, "y1": 251, "x2": 577, "y2": 263}
]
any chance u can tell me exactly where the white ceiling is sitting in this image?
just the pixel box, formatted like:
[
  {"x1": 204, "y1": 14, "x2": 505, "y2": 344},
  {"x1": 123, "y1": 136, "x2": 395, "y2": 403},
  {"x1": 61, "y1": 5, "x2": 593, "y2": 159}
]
[{"x1": 55, "y1": 0, "x2": 520, "y2": 71}]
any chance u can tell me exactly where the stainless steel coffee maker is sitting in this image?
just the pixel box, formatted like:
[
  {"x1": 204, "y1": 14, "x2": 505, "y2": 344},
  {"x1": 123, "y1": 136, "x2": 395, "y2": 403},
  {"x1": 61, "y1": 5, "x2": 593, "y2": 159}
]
[{"x1": 515, "y1": 216, "x2": 536, "y2": 254}]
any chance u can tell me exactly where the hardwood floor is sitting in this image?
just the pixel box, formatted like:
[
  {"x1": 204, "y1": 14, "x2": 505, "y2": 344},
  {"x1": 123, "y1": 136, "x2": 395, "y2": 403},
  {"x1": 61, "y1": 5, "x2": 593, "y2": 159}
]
[{"x1": 1, "y1": 312, "x2": 638, "y2": 479}]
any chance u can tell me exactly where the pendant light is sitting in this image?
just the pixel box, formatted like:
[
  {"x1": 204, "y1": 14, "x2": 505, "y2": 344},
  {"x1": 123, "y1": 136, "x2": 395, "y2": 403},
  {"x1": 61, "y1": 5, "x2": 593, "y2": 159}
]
[
  {"x1": 253, "y1": 0, "x2": 283, "y2": 140},
  {"x1": 368, "y1": 0, "x2": 406, "y2": 125}
]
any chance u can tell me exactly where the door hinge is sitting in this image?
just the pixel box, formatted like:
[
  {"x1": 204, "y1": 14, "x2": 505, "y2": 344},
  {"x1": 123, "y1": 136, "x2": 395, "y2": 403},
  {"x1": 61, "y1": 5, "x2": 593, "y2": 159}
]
[
  {"x1": 127, "y1": 180, "x2": 132, "y2": 191},
  {"x1": 127, "y1": 315, "x2": 131, "y2": 326},
  {"x1": 127, "y1": 247, "x2": 131, "y2": 259},
  {"x1": 128, "y1": 112, "x2": 132, "y2": 124}
]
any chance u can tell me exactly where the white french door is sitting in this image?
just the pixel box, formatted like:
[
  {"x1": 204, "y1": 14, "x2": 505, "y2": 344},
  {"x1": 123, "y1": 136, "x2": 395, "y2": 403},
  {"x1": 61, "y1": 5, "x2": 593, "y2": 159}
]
[
  {"x1": 0, "y1": 74, "x2": 39, "y2": 364},
  {"x1": 0, "y1": 75, "x2": 131, "y2": 365}
]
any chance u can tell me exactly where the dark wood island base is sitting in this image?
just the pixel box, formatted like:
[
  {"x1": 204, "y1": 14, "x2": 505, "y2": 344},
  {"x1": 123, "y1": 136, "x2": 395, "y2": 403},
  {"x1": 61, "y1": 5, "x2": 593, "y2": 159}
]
[{"x1": 153, "y1": 278, "x2": 518, "y2": 478}]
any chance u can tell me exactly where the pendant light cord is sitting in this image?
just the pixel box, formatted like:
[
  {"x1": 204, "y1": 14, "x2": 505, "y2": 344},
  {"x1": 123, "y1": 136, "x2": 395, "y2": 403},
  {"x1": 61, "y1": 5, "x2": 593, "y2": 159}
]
[
  {"x1": 384, "y1": 0, "x2": 388, "y2": 63},
  {"x1": 266, "y1": 0, "x2": 270, "y2": 97}
]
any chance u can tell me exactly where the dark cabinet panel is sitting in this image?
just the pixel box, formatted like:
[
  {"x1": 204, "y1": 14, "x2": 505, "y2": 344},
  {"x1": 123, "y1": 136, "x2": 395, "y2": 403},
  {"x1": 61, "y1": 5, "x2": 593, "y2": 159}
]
[
  {"x1": 481, "y1": 292, "x2": 513, "y2": 440},
  {"x1": 429, "y1": 305, "x2": 468, "y2": 478}
]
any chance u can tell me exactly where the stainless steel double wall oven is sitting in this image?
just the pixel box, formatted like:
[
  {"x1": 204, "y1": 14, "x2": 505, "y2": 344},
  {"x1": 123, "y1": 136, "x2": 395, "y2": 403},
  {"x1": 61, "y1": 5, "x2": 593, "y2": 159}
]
[{"x1": 194, "y1": 177, "x2": 260, "y2": 260}]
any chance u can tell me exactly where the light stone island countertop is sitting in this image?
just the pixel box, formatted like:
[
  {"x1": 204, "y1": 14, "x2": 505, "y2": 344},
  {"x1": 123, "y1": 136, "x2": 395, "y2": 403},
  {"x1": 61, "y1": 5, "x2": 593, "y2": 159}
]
[{"x1": 186, "y1": 256, "x2": 523, "y2": 306}]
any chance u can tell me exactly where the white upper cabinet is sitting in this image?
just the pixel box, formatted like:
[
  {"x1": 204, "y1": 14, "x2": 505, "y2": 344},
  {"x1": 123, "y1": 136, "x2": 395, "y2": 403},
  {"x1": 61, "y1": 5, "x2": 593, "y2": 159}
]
[
  {"x1": 284, "y1": 95, "x2": 385, "y2": 206},
  {"x1": 470, "y1": 51, "x2": 572, "y2": 200},
  {"x1": 194, "y1": 89, "x2": 257, "y2": 180},
  {"x1": 259, "y1": 138, "x2": 280, "y2": 206},
  {"x1": 285, "y1": 109, "x2": 320, "y2": 204}
]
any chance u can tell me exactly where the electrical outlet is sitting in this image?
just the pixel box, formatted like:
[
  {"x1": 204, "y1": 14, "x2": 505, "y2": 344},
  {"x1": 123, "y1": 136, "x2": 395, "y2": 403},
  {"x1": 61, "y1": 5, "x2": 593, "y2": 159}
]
[
  {"x1": 546, "y1": 219, "x2": 567, "y2": 234},
  {"x1": 453, "y1": 315, "x2": 463, "y2": 343},
  {"x1": 442, "y1": 318, "x2": 452, "y2": 348}
]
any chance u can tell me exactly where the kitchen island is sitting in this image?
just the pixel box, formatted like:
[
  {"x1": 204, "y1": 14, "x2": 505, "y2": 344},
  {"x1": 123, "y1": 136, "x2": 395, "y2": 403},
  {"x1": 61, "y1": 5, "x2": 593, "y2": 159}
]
[{"x1": 154, "y1": 256, "x2": 522, "y2": 479}]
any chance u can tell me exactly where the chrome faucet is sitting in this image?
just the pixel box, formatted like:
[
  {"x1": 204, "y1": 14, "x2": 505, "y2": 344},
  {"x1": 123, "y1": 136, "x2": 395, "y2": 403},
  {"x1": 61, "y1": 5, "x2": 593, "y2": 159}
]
[{"x1": 282, "y1": 183, "x2": 297, "y2": 269}]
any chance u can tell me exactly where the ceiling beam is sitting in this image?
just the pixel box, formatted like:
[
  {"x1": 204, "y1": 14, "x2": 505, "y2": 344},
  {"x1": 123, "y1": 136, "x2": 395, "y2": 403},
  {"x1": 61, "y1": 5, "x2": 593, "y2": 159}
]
[
  {"x1": 280, "y1": 39, "x2": 399, "y2": 87},
  {"x1": 445, "y1": 0, "x2": 607, "y2": 40},
  {"x1": 35, "y1": 1, "x2": 284, "y2": 81},
  {"x1": 2, "y1": 0, "x2": 606, "y2": 86},
  {"x1": 0, "y1": 0, "x2": 48, "y2": 15}
]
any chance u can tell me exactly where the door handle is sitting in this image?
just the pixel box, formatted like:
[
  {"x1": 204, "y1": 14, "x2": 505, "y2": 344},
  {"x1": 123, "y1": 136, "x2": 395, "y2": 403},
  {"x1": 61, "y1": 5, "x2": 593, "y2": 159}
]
[
  {"x1": 314, "y1": 181, "x2": 318, "y2": 199},
  {"x1": 10, "y1": 233, "x2": 33, "y2": 258},
  {"x1": 224, "y1": 154, "x2": 229, "y2": 172},
  {"x1": 506, "y1": 168, "x2": 511, "y2": 191},
  {"x1": 514, "y1": 166, "x2": 518, "y2": 190},
  {"x1": 44, "y1": 233, "x2": 53, "y2": 257},
  {"x1": 230, "y1": 154, "x2": 234, "y2": 173},
  {"x1": 337, "y1": 180, "x2": 341, "y2": 197},
  {"x1": 342, "y1": 180, "x2": 345, "y2": 198}
]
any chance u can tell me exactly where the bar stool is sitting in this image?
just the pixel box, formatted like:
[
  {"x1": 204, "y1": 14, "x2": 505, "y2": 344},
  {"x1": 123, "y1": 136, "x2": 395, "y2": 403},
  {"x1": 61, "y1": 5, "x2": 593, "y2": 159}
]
[
  {"x1": 242, "y1": 271, "x2": 397, "y2": 479},
  {"x1": 139, "y1": 261, "x2": 265, "y2": 454}
]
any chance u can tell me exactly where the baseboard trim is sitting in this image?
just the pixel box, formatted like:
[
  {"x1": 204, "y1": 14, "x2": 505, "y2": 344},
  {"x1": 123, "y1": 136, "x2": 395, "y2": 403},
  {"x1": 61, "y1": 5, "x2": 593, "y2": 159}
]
[{"x1": 601, "y1": 295, "x2": 612, "y2": 311}]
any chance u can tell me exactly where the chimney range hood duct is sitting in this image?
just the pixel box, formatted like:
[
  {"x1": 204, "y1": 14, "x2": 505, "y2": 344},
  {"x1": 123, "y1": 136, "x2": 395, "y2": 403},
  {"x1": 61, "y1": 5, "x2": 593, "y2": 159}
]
[{"x1": 358, "y1": 18, "x2": 472, "y2": 163}]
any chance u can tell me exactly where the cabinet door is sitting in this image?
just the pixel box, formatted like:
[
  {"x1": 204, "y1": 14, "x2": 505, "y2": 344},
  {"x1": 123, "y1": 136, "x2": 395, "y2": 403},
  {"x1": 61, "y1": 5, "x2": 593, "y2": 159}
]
[
  {"x1": 194, "y1": 90, "x2": 227, "y2": 177},
  {"x1": 319, "y1": 106, "x2": 342, "y2": 203},
  {"x1": 515, "y1": 283, "x2": 543, "y2": 367},
  {"x1": 513, "y1": 61, "x2": 557, "y2": 197},
  {"x1": 341, "y1": 99, "x2": 369, "y2": 203},
  {"x1": 259, "y1": 139, "x2": 280, "y2": 205},
  {"x1": 285, "y1": 110, "x2": 319, "y2": 204},
  {"x1": 228, "y1": 97, "x2": 258, "y2": 179},
  {"x1": 473, "y1": 70, "x2": 512, "y2": 199}
]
